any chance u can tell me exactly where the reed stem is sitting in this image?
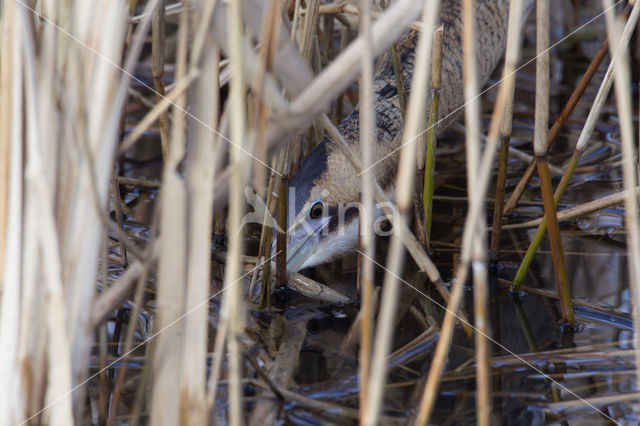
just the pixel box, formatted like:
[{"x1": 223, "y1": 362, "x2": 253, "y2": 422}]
[{"x1": 422, "y1": 27, "x2": 443, "y2": 249}]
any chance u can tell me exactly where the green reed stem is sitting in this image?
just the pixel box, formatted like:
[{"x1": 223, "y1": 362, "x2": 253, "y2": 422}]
[{"x1": 511, "y1": 151, "x2": 582, "y2": 292}]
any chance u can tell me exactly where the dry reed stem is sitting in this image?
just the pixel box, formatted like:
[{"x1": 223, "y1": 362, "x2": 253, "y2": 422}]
[
  {"x1": 489, "y1": 119, "x2": 512, "y2": 264},
  {"x1": 341, "y1": 288, "x2": 380, "y2": 355},
  {"x1": 224, "y1": 0, "x2": 249, "y2": 423},
  {"x1": 152, "y1": 0, "x2": 170, "y2": 162},
  {"x1": 602, "y1": 0, "x2": 640, "y2": 392},
  {"x1": 509, "y1": 150, "x2": 576, "y2": 291},
  {"x1": 287, "y1": 272, "x2": 351, "y2": 303},
  {"x1": 0, "y1": 1, "x2": 23, "y2": 423},
  {"x1": 451, "y1": 121, "x2": 564, "y2": 174},
  {"x1": 508, "y1": 145, "x2": 562, "y2": 175},
  {"x1": 500, "y1": 186, "x2": 640, "y2": 229},
  {"x1": 543, "y1": 391, "x2": 640, "y2": 413},
  {"x1": 488, "y1": 29, "x2": 518, "y2": 262},
  {"x1": 357, "y1": 0, "x2": 375, "y2": 420},
  {"x1": 276, "y1": 178, "x2": 288, "y2": 286},
  {"x1": 251, "y1": 0, "x2": 281, "y2": 198},
  {"x1": 532, "y1": 0, "x2": 549, "y2": 154},
  {"x1": 248, "y1": 320, "x2": 307, "y2": 425},
  {"x1": 205, "y1": 317, "x2": 228, "y2": 414},
  {"x1": 65, "y1": 2, "x2": 156, "y2": 418},
  {"x1": 120, "y1": 70, "x2": 200, "y2": 152},
  {"x1": 71, "y1": 0, "x2": 145, "y2": 420},
  {"x1": 117, "y1": 176, "x2": 160, "y2": 187},
  {"x1": 472, "y1": 264, "x2": 491, "y2": 423},
  {"x1": 314, "y1": 2, "x2": 426, "y2": 32},
  {"x1": 111, "y1": 172, "x2": 129, "y2": 267},
  {"x1": 0, "y1": 0, "x2": 13, "y2": 285},
  {"x1": 297, "y1": 0, "x2": 319, "y2": 64},
  {"x1": 105, "y1": 268, "x2": 150, "y2": 426},
  {"x1": 150, "y1": 4, "x2": 189, "y2": 424},
  {"x1": 364, "y1": 1, "x2": 441, "y2": 424},
  {"x1": 533, "y1": 0, "x2": 574, "y2": 324},
  {"x1": 503, "y1": 40, "x2": 609, "y2": 214},
  {"x1": 252, "y1": 381, "x2": 367, "y2": 420},
  {"x1": 130, "y1": 342, "x2": 153, "y2": 426},
  {"x1": 91, "y1": 243, "x2": 158, "y2": 326},
  {"x1": 250, "y1": 157, "x2": 283, "y2": 309},
  {"x1": 415, "y1": 0, "x2": 527, "y2": 423},
  {"x1": 461, "y1": 0, "x2": 490, "y2": 423},
  {"x1": 180, "y1": 29, "x2": 221, "y2": 426},
  {"x1": 97, "y1": 320, "x2": 108, "y2": 424},
  {"x1": 537, "y1": 159, "x2": 574, "y2": 324},
  {"x1": 290, "y1": 0, "x2": 302, "y2": 42},
  {"x1": 573, "y1": 5, "x2": 638, "y2": 151},
  {"x1": 206, "y1": 0, "x2": 295, "y2": 110},
  {"x1": 318, "y1": 2, "x2": 359, "y2": 16}
]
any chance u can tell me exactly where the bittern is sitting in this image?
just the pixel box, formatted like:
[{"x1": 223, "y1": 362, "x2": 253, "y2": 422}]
[{"x1": 286, "y1": 0, "x2": 534, "y2": 273}]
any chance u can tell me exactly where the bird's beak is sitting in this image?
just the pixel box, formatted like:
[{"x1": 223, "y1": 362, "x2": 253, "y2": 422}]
[{"x1": 284, "y1": 215, "x2": 331, "y2": 273}]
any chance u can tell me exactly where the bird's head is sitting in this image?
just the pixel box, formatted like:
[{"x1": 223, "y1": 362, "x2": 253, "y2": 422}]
[{"x1": 285, "y1": 140, "x2": 362, "y2": 273}]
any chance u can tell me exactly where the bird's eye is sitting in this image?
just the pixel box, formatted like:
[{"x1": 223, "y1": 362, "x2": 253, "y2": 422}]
[{"x1": 309, "y1": 201, "x2": 325, "y2": 220}]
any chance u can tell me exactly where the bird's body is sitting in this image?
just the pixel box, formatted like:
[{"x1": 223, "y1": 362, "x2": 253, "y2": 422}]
[{"x1": 286, "y1": 0, "x2": 533, "y2": 272}]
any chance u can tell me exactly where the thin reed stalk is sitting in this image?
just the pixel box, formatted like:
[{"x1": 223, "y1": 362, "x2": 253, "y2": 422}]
[
  {"x1": 0, "y1": 2, "x2": 24, "y2": 423},
  {"x1": 0, "y1": 0, "x2": 11, "y2": 286},
  {"x1": 489, "y1": 114, "x2": 511, "y2": 265},
  {"x1": 422, "y1": 27, "x2": 444, "y2": 248},
  {"x1": 224, "y1": 0, "x2": 249, "y2": 423},
  {"x1": 276, "y1": 177, "x2": 288, "y2": 286},
  {"x1": 152, "y1": 0, "x2": 170, "y2": 162},
  {"x1": 510, "y1": 153, "x2": 579, "y2": 291},
  {"x1": 364, "y1": 1, "x2": 441, "y2": 424},
  {"x1": 251, "y1": 0, "x2": 281, "y2": 198},
  {"x1": 120, "y1": 71, "x2": 200, "y2": 153},
  {"x1": 533, "y1": 0, "x2": 574, "y2": 324},
  {"x1": 602, "y1": 0, "x2": 640, "y2": 392},
  {"x1": 180, "y1": 18, "x2": 221, "y2": 426},
  {"x1": 249, "y1": 162, "x2": 279, "y2": 310},
  {"x1": 502, "y1": 186, "x2": 640, "y2": 229},
  {"x1": 106, "y1": 269, "x2": 149, "y2": 426},
  {"x1": 461, "y1": 0, "x2": 491, "y2": 423},
  {"x1": 489, "y1": 40, "x2": 518, "y2": 264},
  {"x1": 391, "y1": 43, "x2": 408, "y2": 117},
  {"x1": 65, "y1": 3, "x2": 156, "y2": 419},
  {"x1": 358, "y1": 0, "x2": 376, "y2": 420},
  {"x1": 150, "y1": 5, "x2": 189, "y2": 424}
]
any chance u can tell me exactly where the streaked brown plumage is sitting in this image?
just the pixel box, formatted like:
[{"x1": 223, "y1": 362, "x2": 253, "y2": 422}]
[{"x1": 286, "y1": 0, "x2": 534, "y2": 272}]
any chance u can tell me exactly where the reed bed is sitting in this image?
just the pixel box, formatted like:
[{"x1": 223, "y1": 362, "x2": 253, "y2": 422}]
[{"x1": 1, "y1": 0, "x2": 639, "y2": 425}]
